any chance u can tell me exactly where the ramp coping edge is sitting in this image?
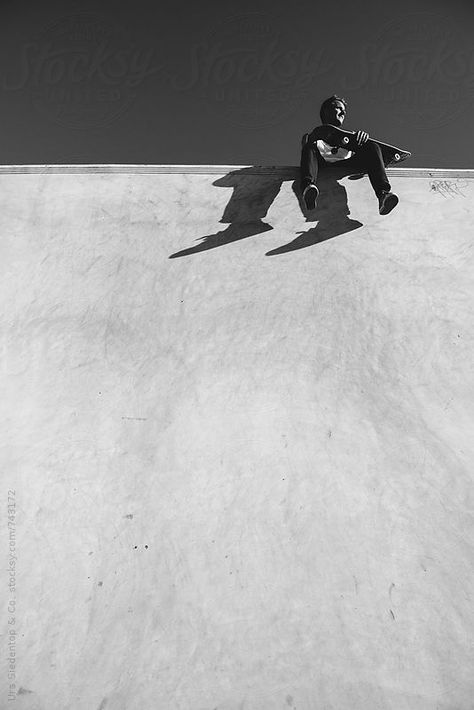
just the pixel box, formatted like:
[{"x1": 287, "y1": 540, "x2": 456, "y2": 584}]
[{"x1": 0, "y1": 165, "x2": 473, "y2": 179}]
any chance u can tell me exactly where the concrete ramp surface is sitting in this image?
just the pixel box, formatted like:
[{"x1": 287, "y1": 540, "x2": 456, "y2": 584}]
[{"x1": 2, "y1": 166, "x2": 474, "y2": 710}]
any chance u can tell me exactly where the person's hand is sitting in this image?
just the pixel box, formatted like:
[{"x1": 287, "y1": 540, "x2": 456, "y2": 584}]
[{"x1": 355, "y1": 130, "x2": 369, "y2": 145}]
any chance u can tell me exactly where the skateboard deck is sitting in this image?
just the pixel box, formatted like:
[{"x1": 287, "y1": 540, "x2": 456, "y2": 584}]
[{"x1": 306, "y1": 124, "x2": 411, "y2": 167}]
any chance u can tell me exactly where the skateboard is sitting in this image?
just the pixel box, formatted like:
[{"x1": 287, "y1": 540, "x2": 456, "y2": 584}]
[{"x1": 305, "y1": 124, "x2": 411, "y2": 167}]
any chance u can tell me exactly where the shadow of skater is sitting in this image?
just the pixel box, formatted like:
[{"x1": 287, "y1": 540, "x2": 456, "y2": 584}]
[
  {"x1": 266, "y1": 170, "x2": 362, "y2": 256},
  {"x1": 169, "y1": 167, "x2": 285, "y2": 258}
]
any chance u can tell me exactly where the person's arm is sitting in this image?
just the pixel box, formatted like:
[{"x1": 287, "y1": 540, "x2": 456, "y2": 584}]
[
  {"x1": 307, "y1": 125, "x2": 327, "y2": 143},
  {"x1": 310, "y1": 125, "x2": 370, "y2": 147}
]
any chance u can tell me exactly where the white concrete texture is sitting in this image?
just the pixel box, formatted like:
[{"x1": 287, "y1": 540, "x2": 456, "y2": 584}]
[{"x1": 1, "y1": 169, "x2": 474, "y2": 710}]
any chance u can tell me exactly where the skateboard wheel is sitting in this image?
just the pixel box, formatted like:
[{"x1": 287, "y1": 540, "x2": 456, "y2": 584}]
[
  {"x1": 394, "y1": 153, "x2": 400, "y2": 161},
  {"x1": 343, "y1": 137, "x2": 349, "y2": 144}
]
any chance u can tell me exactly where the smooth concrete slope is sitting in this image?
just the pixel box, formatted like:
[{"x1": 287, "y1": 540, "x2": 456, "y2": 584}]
[{"x1": 1, "y1": 167, "x2": 474, "y2": 710}]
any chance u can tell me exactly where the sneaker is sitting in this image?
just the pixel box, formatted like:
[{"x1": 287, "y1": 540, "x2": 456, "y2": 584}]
[
  {"x1": 303, "y1": 183, "x2": 319, "y2": 210},
  {"x1": 378, "y1": 191, "x2": 399, "y2": 215}
]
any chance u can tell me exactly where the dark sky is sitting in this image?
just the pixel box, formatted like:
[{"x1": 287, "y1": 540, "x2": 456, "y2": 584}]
[{"x1": 1, "y1": 0, "x2": 473, "y2": 167}]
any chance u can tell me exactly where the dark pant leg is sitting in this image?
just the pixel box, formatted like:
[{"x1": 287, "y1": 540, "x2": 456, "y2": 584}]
[
  {"x1": 349, "y1": 142, "x2": 391, "y2": 196},
  {"x1": 300, "y1": 141, "x2": 320, "y2": 190},
  {"x1": 301, "y1": 139, "x2": 391, "y2": 196}
]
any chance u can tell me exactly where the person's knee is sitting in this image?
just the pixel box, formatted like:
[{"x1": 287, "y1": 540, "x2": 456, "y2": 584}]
[{"x1": 357, "y1": 140, "x2": 381, "y2": 157}]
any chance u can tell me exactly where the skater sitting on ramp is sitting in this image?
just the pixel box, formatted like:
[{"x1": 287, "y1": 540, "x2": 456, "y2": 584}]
[{"x1": 300, "y1": 95, "x2": 403, "y2": 216}]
